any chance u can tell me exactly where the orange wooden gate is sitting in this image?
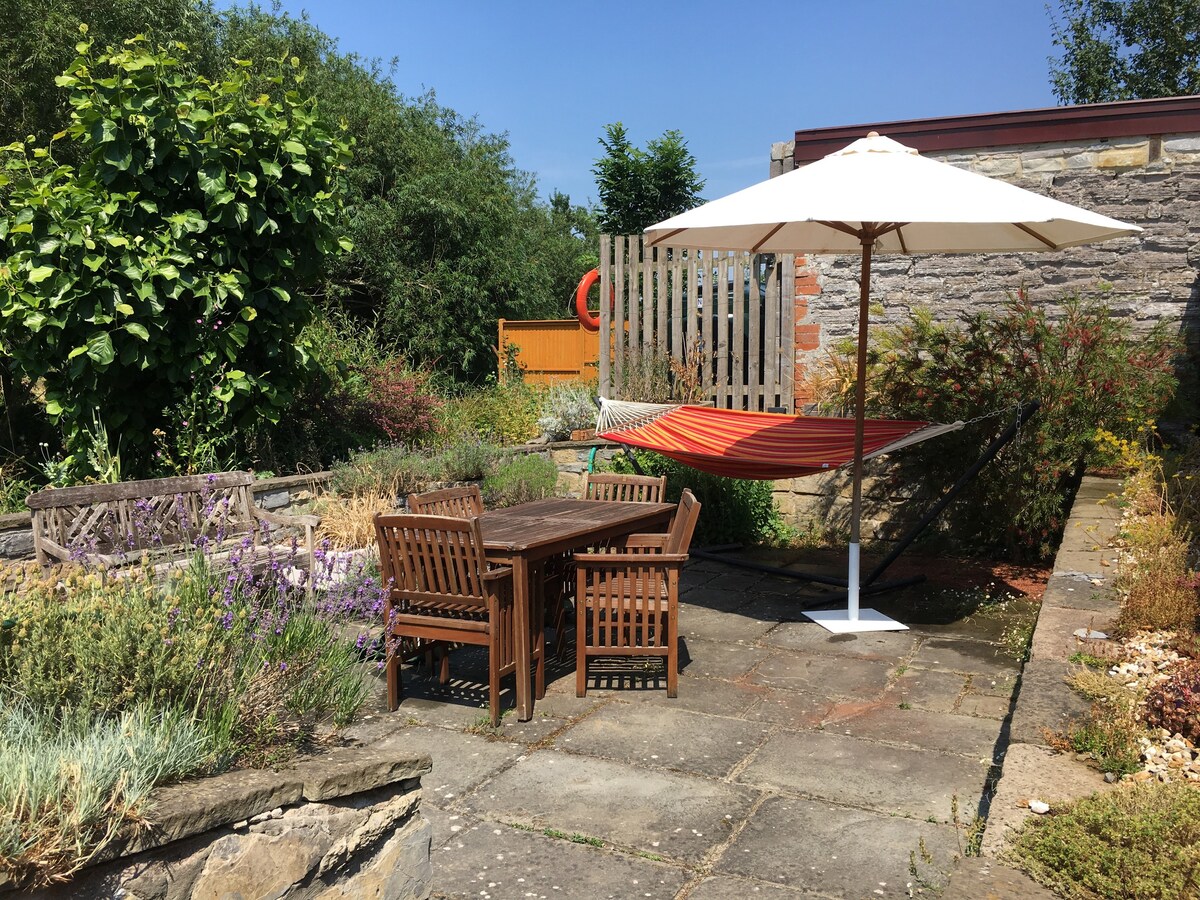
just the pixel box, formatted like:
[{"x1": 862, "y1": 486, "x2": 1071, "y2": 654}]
[{"x1": 497, "y1": 319, "x2": 600, "y2": 384}]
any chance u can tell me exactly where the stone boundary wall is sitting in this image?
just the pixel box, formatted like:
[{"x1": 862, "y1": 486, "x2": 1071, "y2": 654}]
[
  {"x1": 771, "y1": 131, "x2": 1200, "y2": 406},
  {"x1": 19, "y1": 746, "x2": 434, "y2": 900}
]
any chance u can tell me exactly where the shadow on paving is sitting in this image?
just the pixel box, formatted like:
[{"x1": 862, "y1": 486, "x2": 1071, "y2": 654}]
[{"x1": 350, "y1": 547, "x2": 1041, "y2": 899}]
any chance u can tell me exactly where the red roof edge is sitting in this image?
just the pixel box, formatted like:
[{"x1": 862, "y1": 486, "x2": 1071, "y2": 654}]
[{"x1": 791, "y1": 95, "x2": 1200, "y2": 164}]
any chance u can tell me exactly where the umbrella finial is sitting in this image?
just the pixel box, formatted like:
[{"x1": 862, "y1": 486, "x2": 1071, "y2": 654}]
[{"x1": 867, "y1": 130, "x2": 879, "y2": 137}]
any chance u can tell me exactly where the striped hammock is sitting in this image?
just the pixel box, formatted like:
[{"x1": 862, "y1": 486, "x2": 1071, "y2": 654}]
[{"x1": 595, "y1": 398, "x2": 963, "y2": 480}]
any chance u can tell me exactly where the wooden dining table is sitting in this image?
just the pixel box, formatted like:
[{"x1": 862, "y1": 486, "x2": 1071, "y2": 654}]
[{"x1": 477, "y1": 497, "x2": 675, "y2": 721}]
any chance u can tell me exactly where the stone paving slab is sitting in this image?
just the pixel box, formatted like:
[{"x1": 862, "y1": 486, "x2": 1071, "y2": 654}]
[
  {"x1": 736, "y1": 729, "x2": 990, "y2": 821},
  {"x1": 827, "y1": 704, "x2": 1007, "y2": 761},
  {"x1": 1040, "y1": 578, "x2": 1116, "y2": 612},
  {"x1": 685, "y1": 874, "x2": 828, "y2": 898},
  {"x1": 679, "y1": 636, "x2": 773, "y2": 680},
  {"x1": 980, "y1": 742, "x2": 1116, "y2": 857},
  {"x1": 680, "y1": 604, "x2": 779, "y2": 644},
  {"x1": 743, "y1": 689, "x2": 835, "y2": 729},
  {"x1": 1028, "y1": 602, "x2": 1114, "y2": 663},
  {"x1": 604, "y1": 675, "x2": 771, "y2": 718},
  {"x1": 1006, "y1": 657, "x2": 1091, "y2": 748},
  {"x1": 461, "y1": 749, "x2": 760, "y2": 863},
  {"x1": 749, "y1": 652, "x2": 894, "y2": 699},
  {"x1": 891, "y1": 668, "x2": 969, "y2": 714},
  {"x1": 376, "y1": 727, "x2": 525, "y2": 807},
  {"x1": 943, "y1": 857, "x2": 1058, "y2": 899},
  {"x1": 431, "y1": 813, "x2": 690, "y2": 900},
  {"x1": 553, "y1": 703, "x2": 769, "y2": 778},
  {"x1": 713, "y1": 795, "x2": 959, "y2": 898},
  {"x1": 909, "y1": 637, "x2": 1021, "y2": 680},
  {"x1": 761, "y1": 621, "x2": 922, "y2": 662}
]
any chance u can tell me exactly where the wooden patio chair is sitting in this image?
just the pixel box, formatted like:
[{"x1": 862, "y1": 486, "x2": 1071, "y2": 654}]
[
  {"x1": 553, "y1": 472, "x2": 669, "y2": 659},
  {"x1": 374, "y1": 513, "x2": 544, "y2": 726},
  {"x1": 407, "y1": 485, "x2": 484, "y2": 518},
  {"x1": 572, "y1": 489, "x2": 701, "y2": 698},
  {"x1": 581, "y1": 472, "x2": 667, "y2": 504}
]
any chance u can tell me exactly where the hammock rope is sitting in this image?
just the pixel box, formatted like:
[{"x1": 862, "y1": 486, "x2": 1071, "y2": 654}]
[{"x1": 595, "y1": 397, "x2": 963, "y2": 481}]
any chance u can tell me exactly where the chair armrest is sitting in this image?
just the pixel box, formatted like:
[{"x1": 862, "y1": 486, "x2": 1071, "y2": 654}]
[{"x1": 481, "y1": 566, "x2": 514, "y2": 583}]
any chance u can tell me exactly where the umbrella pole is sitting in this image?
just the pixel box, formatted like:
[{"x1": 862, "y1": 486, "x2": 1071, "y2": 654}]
[
  {"x1": 806, "y1": 233, "x2": 907, "y2": 633},
  {"x1": 846, "y1": 238, "x2": 872, "y2": 621}
]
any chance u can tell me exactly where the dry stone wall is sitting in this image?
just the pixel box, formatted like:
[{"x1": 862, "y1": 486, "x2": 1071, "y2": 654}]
[{"x1": 773, "y1": 133, "x2": 1200, "y2": 404}]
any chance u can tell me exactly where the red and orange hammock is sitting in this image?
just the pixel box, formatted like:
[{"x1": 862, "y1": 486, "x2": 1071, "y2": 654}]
[{"x1": 595, "y1": 398, "x2": 963, "y2": 481}]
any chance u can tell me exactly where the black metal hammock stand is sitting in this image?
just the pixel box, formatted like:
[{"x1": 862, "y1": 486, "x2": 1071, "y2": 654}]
[{"x1": 666, "y1": 401, "x2": 1040, "y2": 605}]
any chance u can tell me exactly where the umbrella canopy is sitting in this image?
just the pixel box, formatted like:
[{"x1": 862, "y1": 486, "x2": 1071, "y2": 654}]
[
  {"x1": 647, "y1": 133, "x2": 1139, "y2": 254},
  {"x1": 643, "y1": 132, "x2": 1141, "y2": 633}
]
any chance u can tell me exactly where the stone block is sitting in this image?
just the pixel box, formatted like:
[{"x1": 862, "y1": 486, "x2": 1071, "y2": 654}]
[
  {"x1": 295, "y1": 746, "x2": 431, "y2": 802},
  {"x1": 256, "y1": 489, "x2": 291, "y2": 511},
  {"x1": 1095, "y1": 144, "x2": 1150, "y2": 168},
  {"x1": 0, "y1": 527, "x2": 34, "y2": 560},
  {"x1": 1007, "y1": 658, "x2": 1090, "y2": 748},
  {"x1": 973, "y1": 156, "x2": 1021, "y2": 177}
]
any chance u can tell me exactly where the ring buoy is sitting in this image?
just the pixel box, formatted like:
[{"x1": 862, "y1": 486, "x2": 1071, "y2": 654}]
[{"x1": 574, "y1": 269, "x2": 614, "y2": 332}]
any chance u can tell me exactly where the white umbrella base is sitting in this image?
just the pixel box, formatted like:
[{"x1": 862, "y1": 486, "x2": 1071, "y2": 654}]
[{"x1": 805, "y1": 607, "x2": 909, "y2": 633}]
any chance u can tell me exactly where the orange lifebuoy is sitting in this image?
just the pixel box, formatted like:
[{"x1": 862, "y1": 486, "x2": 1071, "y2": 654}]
[{"x1": 574, "y1": 269, "x2": 614, "y2": 332}]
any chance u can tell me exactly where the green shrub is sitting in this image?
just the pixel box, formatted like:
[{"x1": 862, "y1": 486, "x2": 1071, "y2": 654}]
[
  {"x1": 610, "y1": 450, "x2": 790, "y2": 547},
  {"x1": 815, "y1": 293, "x2": 1180, "y2": 559},
  {"x1": 482, "y1": 455, "x2": 558, "y2": 508},
  {"x1": 329, "y1": 445, "x2": 440, "y2": 498},
  {"x1": 1007, "y1": 782, "x2": 1200, "y2": 899},
  {"x1": 440, "y1": 380, "x2": 546, "y2": 446},
  {"x1": 439, "y1": 439, "x2": 501, "y2": 483},
  {"x1": 0, "y1": 703, "x2": 213, "y2": 887},
  {"x1": 537, "y1": 382, "x2": 597, "y2": 441}
]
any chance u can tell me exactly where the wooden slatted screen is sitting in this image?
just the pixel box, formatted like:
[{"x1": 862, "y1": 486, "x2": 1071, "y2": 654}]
[{"x1": 598, "y1": 235, "x2": 795, "y2": 412}]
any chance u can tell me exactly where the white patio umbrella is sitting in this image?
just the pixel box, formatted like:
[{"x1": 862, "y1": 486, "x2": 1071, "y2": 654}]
[{"x1": 644, "y1": 132, "x2": 1141, "y2": 633}]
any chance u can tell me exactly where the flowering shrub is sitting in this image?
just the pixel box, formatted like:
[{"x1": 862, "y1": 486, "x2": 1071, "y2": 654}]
[
  {"x1": 0, "y1": 482, "x2": 391, "y2": 885},
  {"x1": 1145, "y1": 660, "x2": 1200, "y2": 743},
  {"x1": 482, "y1": 455, "x2": 558, "y2": 508},
  {"x1": 814, "y1": 292, "x2": 1180, "y2": 559},
  {"x1": 537, "y1": 382, "x2": 598, "y2": 441},
  {"x1": 366, "y1": 361, "x2": 442, "y2": 445}
]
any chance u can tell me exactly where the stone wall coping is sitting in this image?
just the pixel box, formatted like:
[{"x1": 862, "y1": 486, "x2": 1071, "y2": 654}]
[
  {"x1": 251, "y1": 471, "x2": 331, "y2": 492},
  {"x1": 93, "y1": 746, "x2": 432, "y2": 866}
]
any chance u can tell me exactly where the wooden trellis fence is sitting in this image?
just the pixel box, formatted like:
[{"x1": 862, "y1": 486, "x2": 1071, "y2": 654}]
[{"x1": 598, "y1": 235, "x2": 796, "y2": 411}]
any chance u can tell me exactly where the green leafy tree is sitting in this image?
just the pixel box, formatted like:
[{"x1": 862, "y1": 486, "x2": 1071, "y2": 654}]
[
  {"x1": 1049, "y1": 0, "x2": 1200, "y2": 103},
  {"x1": 0, "y1": 32, "x2": 351, "y2": 477},
  {"x1": 592, "y1": 122, "x2": 705, "y2": 236}
]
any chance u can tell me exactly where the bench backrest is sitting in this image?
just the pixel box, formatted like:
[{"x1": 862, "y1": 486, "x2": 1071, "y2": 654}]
[{"x1": 26, "y1": 472, "x2": 258, "y2": 563}]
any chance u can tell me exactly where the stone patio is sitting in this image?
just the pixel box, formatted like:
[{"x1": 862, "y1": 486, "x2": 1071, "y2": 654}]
[{"x1": 348, "y1": 553, "x2": 1039, "y2": 899}]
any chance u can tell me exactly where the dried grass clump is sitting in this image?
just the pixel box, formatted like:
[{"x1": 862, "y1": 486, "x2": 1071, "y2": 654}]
[{"x1": 315, "y1": 494, "x2": 394, "y2": 549}]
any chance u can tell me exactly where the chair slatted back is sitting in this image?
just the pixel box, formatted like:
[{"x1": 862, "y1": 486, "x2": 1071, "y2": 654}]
[
  {"x1": 665, "y1": 489, "x2": 701, "y2": 556},
  {"x1": 408, "y1": 485, "x2": 484, "y2": 519},
  {"x1": 582, "y1": 473, "x2": 667, "y2": 504},
  {"x1": 375, "y1": 513, "x2": 489, "y2": 609}
]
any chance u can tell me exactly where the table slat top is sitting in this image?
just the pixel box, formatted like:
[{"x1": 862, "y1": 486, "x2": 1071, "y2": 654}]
[{"x1": 478, "y1": 498, "x2": 674, "y2": 553}]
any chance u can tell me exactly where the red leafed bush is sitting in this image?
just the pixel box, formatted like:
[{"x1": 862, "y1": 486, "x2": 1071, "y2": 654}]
[
  {"x1": 1145, "y1": 659, "x2": 1200, "y2": 743},
  {"x1": 366, "y1": 361, "x2": 442, "y2": 445}
]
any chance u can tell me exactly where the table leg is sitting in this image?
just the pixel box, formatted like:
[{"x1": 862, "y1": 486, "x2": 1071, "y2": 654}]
[{"x1": 512, "y1": 555, "x2": 532, "y2": 721}]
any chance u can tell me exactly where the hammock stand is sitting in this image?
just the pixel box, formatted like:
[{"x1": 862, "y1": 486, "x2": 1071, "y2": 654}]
[{"x1": 597, "y1": 399, "x2": 1040, "y2": 606}]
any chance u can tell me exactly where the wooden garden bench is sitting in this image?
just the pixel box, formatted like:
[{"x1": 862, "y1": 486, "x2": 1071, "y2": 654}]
[{"x1": 26, "y1": 471, "x2": 319, "y2": 573}]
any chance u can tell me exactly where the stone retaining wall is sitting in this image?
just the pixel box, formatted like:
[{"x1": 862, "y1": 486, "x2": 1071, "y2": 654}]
[{"x1": 23, "y1": 746, "x2": 434, "y2": 900}]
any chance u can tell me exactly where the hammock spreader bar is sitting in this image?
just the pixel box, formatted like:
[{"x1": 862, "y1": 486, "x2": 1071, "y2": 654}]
[{"x1": 596, "y1": 398, "x2": 963, "y2": 481}]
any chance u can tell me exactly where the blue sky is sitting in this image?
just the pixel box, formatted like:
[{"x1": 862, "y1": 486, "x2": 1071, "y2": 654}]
[{"x1": 255, "y1": 0, "x2": 1064, "y2": 206}]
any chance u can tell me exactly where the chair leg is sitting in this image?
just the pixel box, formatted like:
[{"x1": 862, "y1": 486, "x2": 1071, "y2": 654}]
[
  {"x1": 554, "y1": 597, "x2": 572, "y2": 662},
  {"x1": 386, "y1": 648, "x2": 401, "y2": 711},
  {"x1": 575, "y1": 599, "x2": 588, "y2": 698},
  {"x1": 439, "y1": 644, "x2": 451, "y2": 684},
  {"x1": 488, "y1": 636, "x2": 501, "y2": 727},
  {"x1": 666, "y1": 607, "x2": 678, "y2": 699}
]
